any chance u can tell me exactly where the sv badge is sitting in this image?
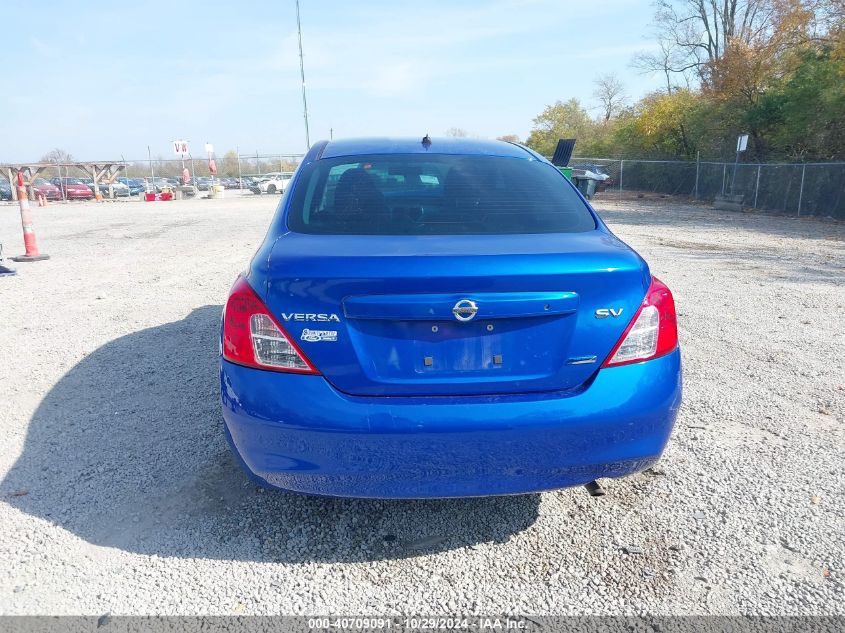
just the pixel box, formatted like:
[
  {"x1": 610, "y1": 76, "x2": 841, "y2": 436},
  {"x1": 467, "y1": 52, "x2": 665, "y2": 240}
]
[{"x1": 595, "y1": 308, "x2": 624, "y2": 319}]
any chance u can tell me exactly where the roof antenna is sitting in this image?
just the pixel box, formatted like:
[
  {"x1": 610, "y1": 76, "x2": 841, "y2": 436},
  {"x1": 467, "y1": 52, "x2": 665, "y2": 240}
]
[{"x1": 421, "y1": 134, "x2": 432, "y2": 150}]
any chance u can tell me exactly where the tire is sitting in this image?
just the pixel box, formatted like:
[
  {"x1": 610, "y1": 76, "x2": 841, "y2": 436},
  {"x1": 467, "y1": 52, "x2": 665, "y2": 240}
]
[{"x1": 268, "y1": 184, "x2": 276, "y2": 194}]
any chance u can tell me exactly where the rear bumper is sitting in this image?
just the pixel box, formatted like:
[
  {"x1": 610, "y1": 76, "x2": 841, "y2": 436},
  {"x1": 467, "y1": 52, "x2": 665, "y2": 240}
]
[{"x1": 220, "y1": 349, "x2": 682, "y2": 498}]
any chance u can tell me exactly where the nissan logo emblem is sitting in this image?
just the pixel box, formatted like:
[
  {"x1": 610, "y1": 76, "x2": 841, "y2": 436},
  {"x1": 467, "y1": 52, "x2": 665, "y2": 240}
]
[{"x1": 452, "y1": 299, "x2": 478, "y2": 322}]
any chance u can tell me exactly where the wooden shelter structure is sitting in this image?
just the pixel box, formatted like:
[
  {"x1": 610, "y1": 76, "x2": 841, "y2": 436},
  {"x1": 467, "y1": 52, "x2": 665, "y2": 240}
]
[{"x1": 0, "y1": 162, "x2": 127, "y2": 201}]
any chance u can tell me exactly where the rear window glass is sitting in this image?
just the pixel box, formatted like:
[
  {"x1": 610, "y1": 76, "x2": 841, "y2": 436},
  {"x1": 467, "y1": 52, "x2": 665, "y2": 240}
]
[{"x1": 286, "y1": 154, "x2": 595, "y2": 235}]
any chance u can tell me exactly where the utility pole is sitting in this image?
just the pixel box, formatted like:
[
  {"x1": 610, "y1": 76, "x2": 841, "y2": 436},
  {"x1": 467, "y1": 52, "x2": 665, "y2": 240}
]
[{"x1": 295, "y1": 0, "x2": 311, "y2": 149}]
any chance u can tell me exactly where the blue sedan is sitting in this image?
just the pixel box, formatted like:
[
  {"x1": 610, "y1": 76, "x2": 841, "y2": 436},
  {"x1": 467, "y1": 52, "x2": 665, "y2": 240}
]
[{"x1": 220, "y1": 137, "x2": 681, "y2": 498}]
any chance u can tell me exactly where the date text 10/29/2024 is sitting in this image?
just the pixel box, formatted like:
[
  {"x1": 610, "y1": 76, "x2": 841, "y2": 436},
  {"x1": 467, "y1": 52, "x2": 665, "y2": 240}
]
[{"x1": 308, "y1": 618, "x2": 529, "y2": 630}]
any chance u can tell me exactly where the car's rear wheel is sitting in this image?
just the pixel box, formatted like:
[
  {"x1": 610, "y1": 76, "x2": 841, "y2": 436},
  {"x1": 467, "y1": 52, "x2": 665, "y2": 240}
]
[{"x1": 268, "y1": 184, "x2": 277, "y2": 194}]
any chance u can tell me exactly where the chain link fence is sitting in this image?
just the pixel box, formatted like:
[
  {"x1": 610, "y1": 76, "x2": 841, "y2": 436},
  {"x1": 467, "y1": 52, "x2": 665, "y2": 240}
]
[
  {"x1": 5, "y1": 151, "x2": 843, "y2": 219},
  {"x1": 570, "y1": 157, "x2": 845, "y2": 220},
  {"x1": 122, "y1": 153, "x2": 305, "y2": 179}
]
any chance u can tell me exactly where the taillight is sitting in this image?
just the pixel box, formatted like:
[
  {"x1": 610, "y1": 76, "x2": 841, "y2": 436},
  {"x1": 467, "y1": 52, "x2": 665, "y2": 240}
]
[
  {"x1": 222, "y1": 276, "x2": 318, "y2": 374},
  {"x1": 602, "y1": 276, "x2": 678, "y2": 368}
]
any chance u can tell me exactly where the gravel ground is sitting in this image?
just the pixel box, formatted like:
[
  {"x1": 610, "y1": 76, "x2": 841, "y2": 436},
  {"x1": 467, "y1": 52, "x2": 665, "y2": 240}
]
[{"x1": 0, "y1": 192, "x2": 842, "y2": 615}]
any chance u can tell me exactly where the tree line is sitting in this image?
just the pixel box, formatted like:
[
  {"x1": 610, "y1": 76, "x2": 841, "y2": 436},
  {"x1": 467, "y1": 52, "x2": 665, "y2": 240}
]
[{"x1": 523, "y1": 0, "x2": 845, "y2": 162}]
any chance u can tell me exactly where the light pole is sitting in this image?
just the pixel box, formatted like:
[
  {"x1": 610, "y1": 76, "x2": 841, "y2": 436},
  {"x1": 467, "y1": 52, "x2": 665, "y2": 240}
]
[{"x1": 295, "y1": 0, "x2": 311, "y2": 149}]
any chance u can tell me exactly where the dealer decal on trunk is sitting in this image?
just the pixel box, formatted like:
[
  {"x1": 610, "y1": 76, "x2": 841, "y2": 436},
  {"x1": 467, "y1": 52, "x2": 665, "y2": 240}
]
[{"x1": 300, "y1": 329, "x2": 338, "y2": 343}]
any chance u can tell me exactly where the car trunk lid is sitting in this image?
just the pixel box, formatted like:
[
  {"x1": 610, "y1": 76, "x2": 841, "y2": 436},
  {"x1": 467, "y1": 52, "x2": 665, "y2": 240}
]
[{"x1": 263, "y1": 231, "x2": 648, "y2": 397}]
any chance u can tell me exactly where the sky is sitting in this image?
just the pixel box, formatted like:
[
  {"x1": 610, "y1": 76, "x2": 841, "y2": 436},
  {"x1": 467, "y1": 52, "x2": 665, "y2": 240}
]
[{"x1": 0, "y1": 0, "x2": 663, "y2": 162}]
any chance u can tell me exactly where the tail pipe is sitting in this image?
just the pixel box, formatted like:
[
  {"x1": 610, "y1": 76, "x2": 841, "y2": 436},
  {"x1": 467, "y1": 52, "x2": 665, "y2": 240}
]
[{"x1": 585, "y1": 480, "x2": 606, "y2": 497}]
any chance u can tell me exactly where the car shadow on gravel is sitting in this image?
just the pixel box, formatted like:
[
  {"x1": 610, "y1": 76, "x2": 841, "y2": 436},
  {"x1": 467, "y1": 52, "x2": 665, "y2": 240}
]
[{"x1": 2, "y1": 305, "x2": 539, "y2": 562}]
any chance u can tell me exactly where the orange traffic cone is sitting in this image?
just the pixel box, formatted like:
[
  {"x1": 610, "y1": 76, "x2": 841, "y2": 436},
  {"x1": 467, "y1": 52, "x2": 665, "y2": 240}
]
[{"x1": 11, "y1": 173, "x2": 49, "y2": 262}]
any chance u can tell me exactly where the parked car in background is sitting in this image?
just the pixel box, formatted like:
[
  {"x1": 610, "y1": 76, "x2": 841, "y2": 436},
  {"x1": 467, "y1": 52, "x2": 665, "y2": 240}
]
[
  {"x1": 80, "y1": 178, "x2": 130, "y2": 198},
  {"x1": 80, "y1": 178, "x2": 99, "y2": 195},
  {"x1": 0, "y1": 180, "x2": 11, "y2": 201},
  {"x1": 106, "y1": 181, "x2": 131, "y2": 197},
  {"x1": 571, "y1": 164, "x2": 615, "y2": 191},
  {"x1": 144, "y1": 177, "x2": 176, "y2": 193},
  {"x1": 196, "y1": 177, "x2": 214, "y2": 191},
  {"x1": 118, "y1": 177, "x2": 146, "y2": 196},
  {"x1": 33, "y1": 178, "x2": 62, "y2": 201},
  {"x1": 51, "y1": 177, "x2": 95, "y2": 200},
  {"x1": 251, "y1": 172, "x2": 294, "y2": 194},
  {"x1": 220, "y1": 137, "x2": 681, "y2": 498}
]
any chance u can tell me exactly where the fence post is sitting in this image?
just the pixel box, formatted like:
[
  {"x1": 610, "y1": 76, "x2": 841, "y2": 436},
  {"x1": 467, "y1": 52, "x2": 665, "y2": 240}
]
[
  {"x1": 619, "y1": 160, "x2": 623, "y2": 193},
  {"x1": 753, "y1": 165, "x2": 761, "y2": 208},
  {"x1": 694, "y1": 151, "x2": 700, "y2": 199},
  {"x1": 237, "y1": 147, "x2": 242, "y2": 185},
  {"x1": 721, "y1": 163, "x2": 727, "y2": 195},
  {"x1": 56, "y1": 160, "x2": 65, "y2": 202},
  {"x1": 797, "y1": 164, "x2": 806, "y2": 217}
]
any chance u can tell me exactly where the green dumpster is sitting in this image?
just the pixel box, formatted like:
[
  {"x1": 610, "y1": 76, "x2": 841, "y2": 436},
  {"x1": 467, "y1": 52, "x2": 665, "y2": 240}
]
[{"x1": 558, "y1": 167, "x2": 573, "y2": 181}]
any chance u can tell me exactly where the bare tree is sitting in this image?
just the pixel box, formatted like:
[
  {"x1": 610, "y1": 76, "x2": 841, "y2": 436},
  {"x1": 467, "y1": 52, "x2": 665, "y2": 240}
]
[
  {"x1": 634, "y1": 0, "x2": 783, "y2": 86},
  {"x1": 804, "y1": 0, "x2": 844, "y2": 41},
  {"x1": 445, "y1": 127, "x2": 468, "y2": 138},
  {"x1": 593, "y1": 73, "x2": 627, "y2": 121},
  {"x1": 40, "y1": 148, "x2": 74, "y2": 163},
  {"x1": 632, "y1": 39, "x2": 692, "y2": 92}
]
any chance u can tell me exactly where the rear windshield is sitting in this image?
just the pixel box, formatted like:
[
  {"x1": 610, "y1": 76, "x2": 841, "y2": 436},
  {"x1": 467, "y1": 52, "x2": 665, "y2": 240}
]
[{"x1": 286, "y1": 154, "x2": 595, "y2": 235}]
